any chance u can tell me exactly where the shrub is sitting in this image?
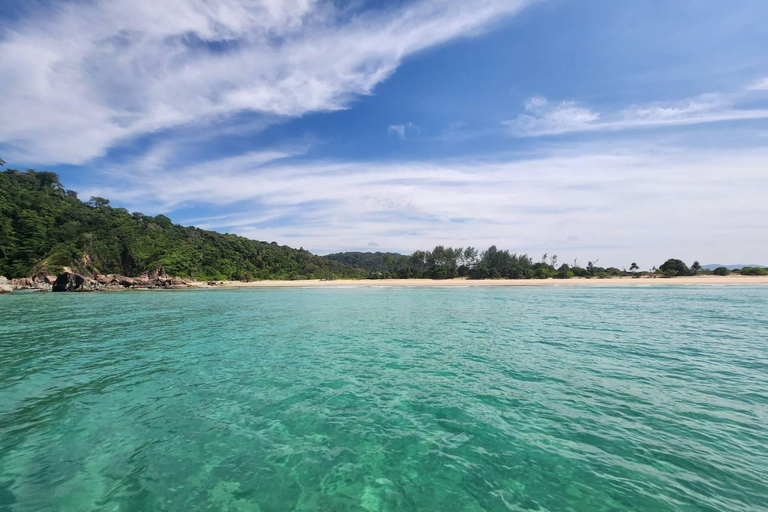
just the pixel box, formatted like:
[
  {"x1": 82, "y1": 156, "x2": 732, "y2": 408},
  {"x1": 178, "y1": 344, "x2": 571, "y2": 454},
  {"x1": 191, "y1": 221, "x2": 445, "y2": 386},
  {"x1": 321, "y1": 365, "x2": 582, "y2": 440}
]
[{"x1": 571, "y1": 266, "x2": 590, "y2": 278}]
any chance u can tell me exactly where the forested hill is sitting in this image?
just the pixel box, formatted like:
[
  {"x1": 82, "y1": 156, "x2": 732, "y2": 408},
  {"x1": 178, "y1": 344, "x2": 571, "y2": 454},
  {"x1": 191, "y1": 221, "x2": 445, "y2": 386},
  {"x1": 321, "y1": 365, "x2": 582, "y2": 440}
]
[{"x1": 0, "y1": 169, "x2": 361, "y2": 281}]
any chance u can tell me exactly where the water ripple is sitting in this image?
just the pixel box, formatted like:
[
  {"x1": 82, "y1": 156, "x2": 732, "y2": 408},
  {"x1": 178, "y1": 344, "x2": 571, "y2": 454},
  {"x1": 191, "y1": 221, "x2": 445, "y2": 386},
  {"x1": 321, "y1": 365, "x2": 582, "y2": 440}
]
[{"x1": 1, "y1": 287, "x2": 767, "y2": 511}]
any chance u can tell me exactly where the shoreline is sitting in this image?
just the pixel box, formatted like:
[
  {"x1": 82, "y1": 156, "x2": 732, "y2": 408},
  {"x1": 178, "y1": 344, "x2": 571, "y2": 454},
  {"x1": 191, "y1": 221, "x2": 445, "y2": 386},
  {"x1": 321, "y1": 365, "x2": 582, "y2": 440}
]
[{"x1": 189, "y1": 275, "x2": 768, "y2": 289}]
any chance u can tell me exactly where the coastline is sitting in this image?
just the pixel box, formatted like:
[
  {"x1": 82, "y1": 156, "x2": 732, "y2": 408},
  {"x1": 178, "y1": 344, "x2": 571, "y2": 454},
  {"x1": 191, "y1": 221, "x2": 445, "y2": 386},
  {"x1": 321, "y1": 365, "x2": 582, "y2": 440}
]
[{"x1": 189, "y1": 275, "x2": 768, "y2": 288}]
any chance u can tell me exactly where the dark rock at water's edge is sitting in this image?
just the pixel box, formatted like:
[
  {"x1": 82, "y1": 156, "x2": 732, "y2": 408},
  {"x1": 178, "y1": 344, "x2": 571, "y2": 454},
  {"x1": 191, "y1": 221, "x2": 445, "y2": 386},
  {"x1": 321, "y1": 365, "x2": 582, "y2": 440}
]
[
  {"x1": 51, "y1": 266, "x2": 190, "y2": 292},
  {"x1": 52, "y1": 273, "x2": 91, "y2": 292}
]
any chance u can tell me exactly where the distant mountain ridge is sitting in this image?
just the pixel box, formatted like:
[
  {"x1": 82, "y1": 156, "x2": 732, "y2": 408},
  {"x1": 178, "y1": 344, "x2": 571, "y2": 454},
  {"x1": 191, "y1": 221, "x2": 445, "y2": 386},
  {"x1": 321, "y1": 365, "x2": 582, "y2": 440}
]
[{"x1": 702, "y1": 264, "x2": 766, "y2": 271}]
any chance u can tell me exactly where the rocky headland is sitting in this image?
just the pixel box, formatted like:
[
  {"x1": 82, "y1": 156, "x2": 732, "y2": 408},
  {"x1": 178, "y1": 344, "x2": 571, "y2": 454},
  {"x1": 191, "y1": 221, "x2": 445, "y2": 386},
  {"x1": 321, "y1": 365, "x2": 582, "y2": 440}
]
[{"x1": 1, "y1": 266, "x2": 190, "y2": 293}]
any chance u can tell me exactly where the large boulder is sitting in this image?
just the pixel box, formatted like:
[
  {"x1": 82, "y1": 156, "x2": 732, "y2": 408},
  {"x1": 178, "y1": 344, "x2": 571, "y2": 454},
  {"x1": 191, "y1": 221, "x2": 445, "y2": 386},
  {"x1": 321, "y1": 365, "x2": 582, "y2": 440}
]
[
  {"x1": 0, "y1": 276, "x2": 12, "y2": 294},
  {"x1": 52, "y1": 272, "x2": 102, "y2": 292}
]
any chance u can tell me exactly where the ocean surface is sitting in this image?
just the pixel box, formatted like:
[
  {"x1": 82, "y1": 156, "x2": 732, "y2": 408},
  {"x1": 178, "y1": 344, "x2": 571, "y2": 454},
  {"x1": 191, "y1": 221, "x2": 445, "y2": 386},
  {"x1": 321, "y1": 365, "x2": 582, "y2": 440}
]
[{"x1": 1, "y1": 286, "x2": 767, "y2": 512}]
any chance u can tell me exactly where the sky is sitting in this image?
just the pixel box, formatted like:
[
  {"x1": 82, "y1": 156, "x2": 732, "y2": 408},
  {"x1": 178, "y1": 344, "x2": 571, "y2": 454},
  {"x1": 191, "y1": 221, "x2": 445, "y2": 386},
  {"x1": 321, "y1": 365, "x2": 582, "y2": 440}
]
[{"x1": 1, "y1": 0, "x2": 767, "y2": 269}]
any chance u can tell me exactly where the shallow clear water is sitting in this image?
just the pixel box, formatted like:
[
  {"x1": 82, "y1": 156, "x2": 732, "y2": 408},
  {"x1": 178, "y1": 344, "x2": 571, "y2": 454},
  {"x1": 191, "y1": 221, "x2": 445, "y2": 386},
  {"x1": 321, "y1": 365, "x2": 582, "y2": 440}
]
[{"x1": 1, "y1": 286, "x2": 767, "y2": 512}]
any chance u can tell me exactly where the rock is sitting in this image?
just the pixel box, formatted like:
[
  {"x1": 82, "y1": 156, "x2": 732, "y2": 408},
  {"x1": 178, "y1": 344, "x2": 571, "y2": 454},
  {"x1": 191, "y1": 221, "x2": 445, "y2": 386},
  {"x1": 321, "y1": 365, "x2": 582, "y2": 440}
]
[
  {"x1": 148, "y1": 265, "x2": 167, "y2": 281},
  {"x1": 119, "y1": 275, "x2": 137, "y2": 287},
  {"x1": 11, "y1": 276, "x2": 53, "y2": 291},
  {"x1": 53, "y1": 272, "x2": 89, "y2": 292},
  {"x1": 0, "y1": 276, "x2": 12, "y2": 294},
  {"x1": 11, "y1": 277, "x2": 28, "y2": 289},
  {"x1": 52, "y1": 272, "x2": 111, "y2": 292},
  {"x1": 30, "y1": 281, "x2": 52, "y2": 292},
  {"x1": 51, "y1": 270, "x2": 189, "y2": 292}
]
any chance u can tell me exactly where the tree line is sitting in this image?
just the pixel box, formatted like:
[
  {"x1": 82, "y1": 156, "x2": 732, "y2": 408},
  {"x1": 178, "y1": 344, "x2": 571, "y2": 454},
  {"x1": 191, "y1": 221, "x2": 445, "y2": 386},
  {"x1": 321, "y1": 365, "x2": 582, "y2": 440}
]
[
  {"x1": 328, "y1": 248, "x2": 638, "y2": 279},
  {"x1": 327, "y1": 250, "x2": 766, "y2": 280}
]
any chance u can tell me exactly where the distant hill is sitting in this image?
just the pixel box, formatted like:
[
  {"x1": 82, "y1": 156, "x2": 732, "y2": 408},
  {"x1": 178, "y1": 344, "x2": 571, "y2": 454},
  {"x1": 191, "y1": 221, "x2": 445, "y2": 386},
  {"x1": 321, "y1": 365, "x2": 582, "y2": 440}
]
[
  {"x1": 323, "y1": 251, "x2": 406, "y2": 273},
  {"x1": 702, "y1": 264, "x2": 766, "y2": 271},
  {"x1": 0, "y1": 169, "x2": 361, "y2": 281}
]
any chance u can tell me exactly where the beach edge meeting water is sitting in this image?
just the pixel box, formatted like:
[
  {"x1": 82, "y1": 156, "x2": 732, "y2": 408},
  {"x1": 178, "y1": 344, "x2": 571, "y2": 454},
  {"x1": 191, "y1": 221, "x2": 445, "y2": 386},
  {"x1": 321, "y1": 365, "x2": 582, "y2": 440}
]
[{"x1": 189, "y1": 275, "x2": 768, "y2": 288}]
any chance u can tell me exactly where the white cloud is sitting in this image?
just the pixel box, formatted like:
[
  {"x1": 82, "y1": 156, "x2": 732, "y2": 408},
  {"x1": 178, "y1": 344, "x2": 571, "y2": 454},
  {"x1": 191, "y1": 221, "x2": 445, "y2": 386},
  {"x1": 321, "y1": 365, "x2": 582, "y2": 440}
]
[
  {"x1": 388, "y1": 125, "x2": 406, "y2": 140},
  {"x1": 748, "y1": 77, "x2": 768, "y2": 91},
  {"x1": 388, "y1": 122, "x2": 419, "y2": 140},
  {"x1": 0, "y1": 0, "x2": 530, "y2": 164},
  {"x1": 81, "y1": 142, "x2": 768, "y2": 268},
  {"x1": 505, "y1": 93, "x2": 768, "y2": 137},
  {"x1": 508, "y1": 96, "x2": 601, "y2": 136}
]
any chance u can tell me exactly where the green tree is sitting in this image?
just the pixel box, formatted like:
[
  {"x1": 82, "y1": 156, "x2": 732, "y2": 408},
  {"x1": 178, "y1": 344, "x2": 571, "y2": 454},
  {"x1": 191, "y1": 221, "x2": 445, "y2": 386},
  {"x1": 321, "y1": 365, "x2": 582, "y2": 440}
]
[
  {"x1": 659, "y1": 258, "x2": 690, "y2": 277},
  {"x1": 462, "y1": 247, "x2": 478, "y2": 268},
  {"x1": 691, "y1": 261, "x2": 702, "y2": 274},
  {"x1": 87, "y1": 196, "x2": 110, "y2": 208},
  {"x1": 630, "y1": 262, "x2": 639, "y2": 272},
  {"x1": 713, "y1": 267, "x2": 730, "y2": 276}
]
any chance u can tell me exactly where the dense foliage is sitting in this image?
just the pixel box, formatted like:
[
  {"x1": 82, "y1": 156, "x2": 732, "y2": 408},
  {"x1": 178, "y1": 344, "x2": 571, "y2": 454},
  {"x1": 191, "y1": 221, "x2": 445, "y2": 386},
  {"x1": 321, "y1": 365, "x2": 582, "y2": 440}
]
[
  {"x1": 326, "y1": 246, "x2": 628, "y2": 280},
  {"x1": 659, "y1": 258, "x2": 691, "y2": 277},
  {"x1": 323, "y1": 252, "x2": 407, "y2": 273},
  {"x1": 737, "y1": 266, "x2": 768, "y2": 276},
  {"x1": 658, "y1": 259, "x2": 705, "y2": 277},
  {"x1": 0, "y1": 169, "x2": 361, "y2": 280}
]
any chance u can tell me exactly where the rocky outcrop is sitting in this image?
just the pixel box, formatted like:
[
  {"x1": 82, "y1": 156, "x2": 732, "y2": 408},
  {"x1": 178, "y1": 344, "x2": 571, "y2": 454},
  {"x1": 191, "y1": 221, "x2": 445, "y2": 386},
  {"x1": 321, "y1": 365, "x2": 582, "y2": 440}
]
[
  {"x1": 10, "y1": 275, "x2": 56, "y2": 291},
  {"x1": 53, "y1": 272, "x2": 94, "y2": 292},
  {"x1": 3, "y1": 265, "x2": 189, "y2": 293},
  {"x1": 51, "y1": 267, "x2": 190, "y2": 292},
  {"x1": 7, "y1": 264, "x2": 58, "y2": 291}
]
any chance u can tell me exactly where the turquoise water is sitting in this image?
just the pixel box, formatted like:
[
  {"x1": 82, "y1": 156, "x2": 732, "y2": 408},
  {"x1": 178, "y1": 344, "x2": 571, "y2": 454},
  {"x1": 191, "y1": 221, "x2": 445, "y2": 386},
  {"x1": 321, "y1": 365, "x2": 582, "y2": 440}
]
[{"x1": 1, "y1": 287, "x2": 767, "y2": 512}]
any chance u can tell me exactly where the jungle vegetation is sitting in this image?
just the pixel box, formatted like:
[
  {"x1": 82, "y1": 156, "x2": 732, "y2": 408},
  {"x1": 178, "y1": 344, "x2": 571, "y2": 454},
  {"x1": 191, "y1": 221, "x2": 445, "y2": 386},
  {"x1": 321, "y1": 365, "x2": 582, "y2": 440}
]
[{"x1": 0, "y1": 169, "x2": 361, "y2": 280}]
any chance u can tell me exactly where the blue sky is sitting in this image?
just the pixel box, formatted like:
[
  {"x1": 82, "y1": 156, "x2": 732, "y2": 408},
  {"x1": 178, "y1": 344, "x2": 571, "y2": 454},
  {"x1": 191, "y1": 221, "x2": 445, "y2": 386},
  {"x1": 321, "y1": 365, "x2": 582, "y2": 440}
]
[{"x1": 1, "y1": 0, "x2": 767, "y2": 268}]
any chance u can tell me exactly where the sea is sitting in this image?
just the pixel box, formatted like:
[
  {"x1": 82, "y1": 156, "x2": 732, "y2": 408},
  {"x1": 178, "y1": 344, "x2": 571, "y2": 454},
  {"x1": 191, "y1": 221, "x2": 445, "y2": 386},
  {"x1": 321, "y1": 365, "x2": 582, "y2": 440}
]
[{"x1": 1, "y1": 286, "x2": 767, "y2": 511}]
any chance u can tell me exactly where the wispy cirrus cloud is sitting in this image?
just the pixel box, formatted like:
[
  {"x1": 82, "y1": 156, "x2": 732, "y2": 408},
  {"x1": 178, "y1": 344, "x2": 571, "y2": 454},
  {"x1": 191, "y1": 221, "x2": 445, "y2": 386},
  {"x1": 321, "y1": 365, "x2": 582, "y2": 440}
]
[
  {"x1": 505, "y1": 90, "x2": 768, "y2": 137},
  {"x1": 0, "y1": 0, "x2": 531, "y2": 164}
]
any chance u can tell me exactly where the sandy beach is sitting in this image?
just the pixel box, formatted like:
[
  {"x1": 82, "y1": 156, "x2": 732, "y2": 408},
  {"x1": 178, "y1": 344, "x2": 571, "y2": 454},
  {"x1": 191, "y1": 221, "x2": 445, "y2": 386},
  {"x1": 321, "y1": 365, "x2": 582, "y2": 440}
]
[{"x1": 190, "y1": 275, "x2": 768, "y2": 289}]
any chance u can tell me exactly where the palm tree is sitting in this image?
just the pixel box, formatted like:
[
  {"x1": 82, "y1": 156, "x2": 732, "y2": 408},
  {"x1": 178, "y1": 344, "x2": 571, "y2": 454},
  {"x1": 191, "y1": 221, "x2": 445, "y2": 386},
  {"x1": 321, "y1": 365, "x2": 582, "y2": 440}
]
[{"x1": 630, "y1": 262, "x2": 639, "y2": 272}]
